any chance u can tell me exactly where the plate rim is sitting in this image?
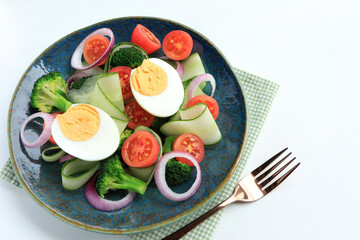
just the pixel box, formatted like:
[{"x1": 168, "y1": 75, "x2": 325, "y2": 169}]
[{"x1": 7, "y1": 16, "x2": 249, "y2": 234}]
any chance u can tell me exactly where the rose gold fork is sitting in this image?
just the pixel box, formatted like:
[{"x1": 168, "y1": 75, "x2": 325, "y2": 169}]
[{"x1": 163, "y1": 148, "x2": 300, "y2": 240}]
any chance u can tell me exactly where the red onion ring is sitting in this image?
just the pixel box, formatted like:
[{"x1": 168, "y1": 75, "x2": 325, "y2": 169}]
[
  {"x1": 84, "y1": 171, "x2": 136, "y2": 211},
  {"x1": 159, "y1": 56, "x2": 184, "y2": 77},
  {"x1": 154, "y1": 151, "x2": 201, "y2": 201},
  {"x1": 176, "y1": 61, "x2": 184, "y2": 78},
  {"x1": 71, "y1": 28, "x2": 115, "y2": 70},
  {"x1": 59, "y1": 154, "x2": 74, "y2": 163},
  {"x1": 187, "y1": 73, "x2": 216, "y2": 100},
  {"x1": 20, "y1": 112, "x2": 55, "y2": 148},
  {"x1": 66, "y1": 72, "x2": 89, "y2": 91}
]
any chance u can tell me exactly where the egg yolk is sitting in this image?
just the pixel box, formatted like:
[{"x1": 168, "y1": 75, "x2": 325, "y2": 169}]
[
  {"x1": 131, "y1": 59, "x2": 168, "y2": 96},
  {"x1": 57, "y1": 104, "x2": 100, "y2": 141}
]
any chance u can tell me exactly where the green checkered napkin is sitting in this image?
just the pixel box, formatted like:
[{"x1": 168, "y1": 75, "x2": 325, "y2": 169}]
[{"x1": 1, "y1": 67, "x2": 279, "y2": 240}]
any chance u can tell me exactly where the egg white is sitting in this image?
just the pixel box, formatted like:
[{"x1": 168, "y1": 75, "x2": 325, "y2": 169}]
[
  {"x1": 51, "y1": 104, "x2": 120, "y2": 161},
  {"x1": 130, "y1": 58, "x2": 184, "y2": 117}
]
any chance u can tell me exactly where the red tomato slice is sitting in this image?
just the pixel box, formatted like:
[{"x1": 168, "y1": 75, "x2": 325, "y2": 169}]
[
  {"x1": 109, "y1": 66, "x2": 133, "y2": 100},
  {"x1": 83, "y1": 34, "x2": 110, "y2": 66},
  {"x1": 186, "y1": 95, "x2": 219, "y2": 120},
  {"x1": 131, "y1": 24, "x2": 161, "y2": 54},
  {"x1": 162, "y1": 30, "x2": 193, "y2": 60},
  {"x1": 173, "y1": 133, "x2": 205, "y2": 166},
  {"x1": 43, "y1": 112, "x2": 62, "y2": 144},
  {"x1": 121, "y1": 131, "x2": 159, "y2": 168},
  {"x1": 125, "y1": 99, "x2": 155, "y2": 129}
]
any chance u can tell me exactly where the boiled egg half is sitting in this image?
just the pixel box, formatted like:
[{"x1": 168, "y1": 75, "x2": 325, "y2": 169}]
[
  {"x1": 130, "y1": 58, "x2": 184, "y2": 117},
  {"x1": 51, "y1": 104, "x2": 120, "y2": 161}
]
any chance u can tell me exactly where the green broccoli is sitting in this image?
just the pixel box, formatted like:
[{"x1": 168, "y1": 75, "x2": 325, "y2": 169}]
[
  {"x1": 110, "y1": 47, "x2": 147, "y2": 69},
  {"x1": 95, "y1": 155, "x2": 147, "y2": 198},
  {"x1": 165, "y1": 159, "x2": 192, "y2": 186},
  {"x1": 30, "y1": 72, "x2": 72, "y2": 113},
  {"x1": 116, "y1": 129, "x2": 134, "y2": 156},
  {"x1": 151, "y1": 117, "x2": 171, "y2": 134},
  {"x1": 70, "y1": 76, "x2": 92, "y2": 90}
]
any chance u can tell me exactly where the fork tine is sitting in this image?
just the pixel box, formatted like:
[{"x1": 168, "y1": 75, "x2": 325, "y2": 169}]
[
  {"x1": 263, "y1": 162, "x2": 301, "y2": 194},
  {"x1": 259, "y1": 157, "x2": 295, "y2": 188},
  {"x1": 251, "y1": 147, "x2": 288, "y2": 176},
  {"x1": 256, "y1": 152, "x2": 292, "y2": 182}
]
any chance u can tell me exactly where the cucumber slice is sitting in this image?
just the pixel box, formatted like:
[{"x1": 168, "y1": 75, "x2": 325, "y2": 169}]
[
  {"x1": 160, "y1": 103, "x2": 222, "y2": 145},
  {"x1": 90, "y1": 73, "x2": 128, "y2": 120},
  {"x1": 128, "y1": 126, "x2": 163, "y2": 183},
  {"x1": 104, "y1": 42, "x2": 149, "y2": 72},
  {"x1": 111, "y1": 117, "x2": 128, "y2": 137},
  {"x1": 75, "y1": 61, "x2": 104, "y2": 75},
  {"x1": 96, "y1": 72, "x2": 124, "y2": 111},
  {"x1": 61, "y1": 159, "x2": 100, "y2": 191},
  {"x1": 89, "y1": 73, "x2": 129, "y2": 134},
  {"x1": 169, "y1": 77, "x2": 206, "y2": 121},
  {"x1": 162, "y1": 136, "x2": 177, "y2": 154},
  {"x1": 181, "y1": 53, "x2": 206, "y2": 82},
  {"x1": 68, "y1": 74, "x2": 105, "y2": 104}
]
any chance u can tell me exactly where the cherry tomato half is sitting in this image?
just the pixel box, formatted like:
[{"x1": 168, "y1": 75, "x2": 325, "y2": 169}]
[
  {"x1": 121, "y1": 131, "x2": 159, "y2": 168},
  {"x1": 109, "y1": 66, "x2": 133, "y2": 100},
  {"x1": 173, "y1": 133, "x2": 205, "y2": 166},
  {"x1": 42, "y1": 112, "x2": 62, "y2": 144},
  {"x1": 131, "y1": 24, "x2": 161, "y2": 54},
  {"x1": 162, "y1": 30, "x2": 193, "y2": 60},
  {"x1": 83, "y1": 34, "x2": 110, "y2": 66},
  {"x1": 125, "y1": 99, "x2": 155, "y2": 129},
  {"x1": 186, "y1": 95, "x2": 219, "y2": 120}
]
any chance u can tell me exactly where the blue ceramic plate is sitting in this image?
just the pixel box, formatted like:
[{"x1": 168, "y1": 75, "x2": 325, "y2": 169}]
[{"x1": 8, "y1": 17, "x2": 247, "y2": 234}]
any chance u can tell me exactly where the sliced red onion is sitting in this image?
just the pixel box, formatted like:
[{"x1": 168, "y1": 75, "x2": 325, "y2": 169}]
[
  {"x1": 66, "y1": 72, "x2": 89, "y2": 91},
  {"x1": 20, "y1": 112, "x2": 55, "y2": 148},
  {"x1": 176, "y1": 61, "x2": 184, "y2": 78},
  {"x1": 187, "y1": 73, "x2": 216, "y2": 100},
  {"x1": 159, "y1": 56, "x2": 184, "y2": 77},
  {"x1": 59, "y1": 154, "x2": 75, "y2": 163},
  {"x1": 71, "y1": 28, "x2": 115, "y2": 71},
  {"x1": 155, "y1": 151, "x2": 201, "y2": 201},
  {"x1": 84, "y1": 171, "x2": 136, "y2": 211}
]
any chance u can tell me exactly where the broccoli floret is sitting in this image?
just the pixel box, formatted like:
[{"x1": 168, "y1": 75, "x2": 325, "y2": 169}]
[
  {"x1": 30, "y1": 72, "x2": 72, "y2": 113},
  {"x1": 110, "y1": 47, "x2": 146, "y2": 69},
  {"x1": 70, "y1": 76, "x2": 92, "y2": 90},
  {"x1": 120, "y1": 129, "x2": 134, "y2": 147},
  {"x1": 116, "y1": 129, "x2": 134, "y2": 156},
  {"x1": 95, "y1": 155, "x2": 147, "y2": 198},
  {"x1": 165, "y1": 159, "x2": 191, "y2": 186},
  {"x1": 151, "y1": 117, "x2": 171, "y2": 134}
]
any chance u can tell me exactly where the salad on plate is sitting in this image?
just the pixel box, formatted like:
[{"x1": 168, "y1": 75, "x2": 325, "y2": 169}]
[{"x1": 20, "y1": 24, "x2": 222, "y2": 212}]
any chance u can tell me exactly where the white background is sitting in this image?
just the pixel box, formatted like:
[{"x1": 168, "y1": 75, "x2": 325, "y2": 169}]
[{"x1": 1, "y1": 0, "x2": 359, "y2": 239}]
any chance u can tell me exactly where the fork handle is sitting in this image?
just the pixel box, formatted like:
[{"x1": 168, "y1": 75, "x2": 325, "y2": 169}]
[{"x1": 162, "y1": 197, "x2": 235, "y2": 240}]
